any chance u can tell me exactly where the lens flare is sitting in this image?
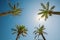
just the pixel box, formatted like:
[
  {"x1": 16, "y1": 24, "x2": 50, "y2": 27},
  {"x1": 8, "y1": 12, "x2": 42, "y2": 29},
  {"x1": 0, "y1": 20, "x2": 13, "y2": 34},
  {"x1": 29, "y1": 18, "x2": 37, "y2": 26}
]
[{"x1": 36, "y1": 14, "x2": 45, "y2": 25}]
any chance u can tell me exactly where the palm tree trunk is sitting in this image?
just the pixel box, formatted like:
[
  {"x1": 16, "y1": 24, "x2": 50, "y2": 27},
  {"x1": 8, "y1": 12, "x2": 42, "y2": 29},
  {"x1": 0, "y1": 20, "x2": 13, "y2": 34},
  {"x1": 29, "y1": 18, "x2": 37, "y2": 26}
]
[
  {"x1": 52, "y1": 12, "x2": 60, "y2": 15},
  {"x1": 16, "y1": 34, "x2": 19, "y2": 40},
  {"x1": 0, "y1": 11, "x2": 11, "y2": 16},
  {"x1": 41, "y1": 34, "x2": 46, "y2": 40}
]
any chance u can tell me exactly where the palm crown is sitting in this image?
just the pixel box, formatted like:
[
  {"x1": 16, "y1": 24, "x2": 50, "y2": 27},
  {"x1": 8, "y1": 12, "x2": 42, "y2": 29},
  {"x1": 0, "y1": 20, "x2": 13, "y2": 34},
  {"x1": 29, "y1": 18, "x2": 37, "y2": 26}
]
[
  {"x1": 38, "y1": 2, "x2": 60, "y2": 20},
  {"x1": 12, "y1": 25, "x2": 28, "y2": 40},
  {"x1": 8, "y1": 1, "x2": 22, "y2": 16},
  {"x1": 0, "y1": 1, "x2": 22, "y2": 16},
  {"x1": 33, "y1": 25, "x2": 47, "y2": 40}
]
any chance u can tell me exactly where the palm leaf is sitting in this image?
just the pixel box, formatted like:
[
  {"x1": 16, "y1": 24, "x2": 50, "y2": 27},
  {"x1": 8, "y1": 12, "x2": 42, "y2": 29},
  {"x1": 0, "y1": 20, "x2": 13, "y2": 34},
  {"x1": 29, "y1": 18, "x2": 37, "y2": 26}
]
[
  {"x1": 11, "y1": 28, "x2": 17, "y2": 31},
  {"x1": 22, "y1": 33, "x2": 26, "y2": 37},
  {"x1": 34, "y1": 35, "x2": 38, "y2": 39},
  {"x1": 8, "y1": 1, "x2": 14, "y2": 9},
  {"x1": 41, "y1": 14, "x2": 45, "y2": 18},
  {"x1": 12, "y1": 32, "x2": 17, "y2": 34},
  {"x1": 13, "y1": 4, "x2": 16, "y2": 10},
  {"x1": 16, "y1": 2, "x2": 19, "y2": 7},
  {"x1": 43, "y1": 32, "x2": 47, "y2": 35},
  {"x1": 45, "y1": 13, "x2": 48, "y2": 20},
  {"x1": 38, "y1": 12, "x2": 44, "y2": 15},
  {"x1": 39, "y1": 9, "x2": 45, "y2": 11},
  {"x1": 37, "y1": 35, "x2": 39, "y2": 40},
  {"x1": 33, "y1": 31, "x2": 38, "y2": 35},
  {"x1": 46, "y1": 2, "x2": 49, "y2": 10},
  {"x1": 41, "y1": 3, "x2": 46, "y2": 9},
  {"x1": 16, "y1": 25, "x2": 19, "y2": 29},
  {"x1": 38, "y1": 12, "x2": 42, "y2": 15},
  {"x1": 24, "y1": 31, "x2": 27, "y2": 35},
  {"x1": 50, "y1": 6, "x2": 55, "y2": 10}
]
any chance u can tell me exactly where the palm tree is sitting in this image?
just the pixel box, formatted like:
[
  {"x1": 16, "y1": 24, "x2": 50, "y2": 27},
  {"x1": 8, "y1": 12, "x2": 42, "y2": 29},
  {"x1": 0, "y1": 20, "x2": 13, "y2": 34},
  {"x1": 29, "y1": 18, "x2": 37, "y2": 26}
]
[
  {"x1": 38, "y1": 2, "x2": 60, "y2": 20},
  {"x1": 0, "y1": 1, "x2": 22, "y2": 16},
  {"x1": 12, "y1": 25, "x2": 28, "y2": 40},
  {"x1": 33, "y1": 25, "x2": 47, "y2": 40}
]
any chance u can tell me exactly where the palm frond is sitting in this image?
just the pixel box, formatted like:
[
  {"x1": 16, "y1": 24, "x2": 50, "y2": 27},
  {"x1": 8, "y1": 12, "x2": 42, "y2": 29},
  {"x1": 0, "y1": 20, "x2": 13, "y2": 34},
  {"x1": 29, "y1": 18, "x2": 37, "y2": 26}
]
[
  {"x1": 16, "y1": 2, "x2": 19, "y2": 7},
  {"x1": 8, "y1": 1, "x2": 14, "y2": 9},
  {"x1": 12, "y1": 32, "x2": 17, "y2": 34},
  {"x1": 45, "y1": 14, "x2": 48, "y2": 20},
  {"x1": 11, "y1": 28, "x2": 17, "y2": 31},
  {"x1": 41, "y1": 14, "x2": 45, "y2": 18},
  {"x1": 23, "y1": 30, "x2": 27, "y2": 35},
  {"x1": 40, "y1": 25, "x2": 44, "y2": 29},
  {"x1": 39, "y1": 9, "x2": 45, "y2": 11},
  {"x1": 46, "y1": 14, "x2": 48, "y2": 18},
  {"x1": 13, "y1": 4, "x2": 16, "y2": 10},
  {"x1": 16, "y1": 25, "x2": 19, "y2": 29},
  {"x1": 34, "y1": 35, "x2": 38, "y2": 39},
  {"x1": 50, "y1": 6, "x2": 55, "y2": 10},
  {"x1": 34, "y1": 27, "x2": 39, "y2": 30},
  {"x1": 22, "y1": 33, "x2": 26, "y2": 37},
  {"x1": 46, "y1": 2, "x2": 49, "y2": 10},
  {"x1": 43, "y1": 32, "x2": 47, "y2": 35},
  {"x1": 41, "y1": 3, "x2": 46, "y2": 9},
  {"x1": 38, "y1": 12, "x2": 42, "y2": 15},
  {"x1": 45, "y1": 17, "x2": 47, "y2": 21},
  {"x1": 33, "y1": 31, "x2": 38, "y2": 35},
  {"x1": 24, "y1": 29, "x2": 28, "y2": 32}
]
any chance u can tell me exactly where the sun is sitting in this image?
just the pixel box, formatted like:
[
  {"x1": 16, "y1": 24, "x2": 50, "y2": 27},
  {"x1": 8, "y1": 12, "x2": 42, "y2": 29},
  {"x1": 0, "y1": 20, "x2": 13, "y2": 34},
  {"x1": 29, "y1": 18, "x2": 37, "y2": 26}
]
[{"x1": 36, "y1": 14, "x2": 45, "y2": 24}]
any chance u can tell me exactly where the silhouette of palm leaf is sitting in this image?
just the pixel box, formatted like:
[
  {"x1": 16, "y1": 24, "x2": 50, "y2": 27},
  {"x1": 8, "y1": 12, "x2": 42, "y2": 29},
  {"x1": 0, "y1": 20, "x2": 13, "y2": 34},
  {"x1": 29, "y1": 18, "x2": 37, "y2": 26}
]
[
  {"x1": 8, "y1": 0, "x2": 14, "y2": 10},
  {"x1": 46, "y1": 2, "x2": 49, "y2": 10},
  {"x1": 41, "y1": 3, "x2": 46, "y2": 9},
  {"x1": 50, "y1": 6, "x2": 55, "y2": 10}
]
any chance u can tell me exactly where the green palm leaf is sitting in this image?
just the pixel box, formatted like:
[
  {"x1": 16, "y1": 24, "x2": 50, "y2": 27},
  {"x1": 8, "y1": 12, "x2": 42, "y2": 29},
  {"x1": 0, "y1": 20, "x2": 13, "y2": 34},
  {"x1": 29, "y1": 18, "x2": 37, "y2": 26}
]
[
  {"x1": 13, "y1": 4, "x2": 16, "y2": 10},
  {"x1": 16, "y1": 2, "x2": 19, "y2": 7},
  {"x1": 41, "y1": 14, "x2": 45, "y2": 18},
  {"x1": 12, "y1": 32, "x2": 17, "y2": 34},
  {"x1": 41, "y1": 3, "x2": 46, "y2": 9},
  {"x1": 38, "y1": 12, "x2": 44, "y2": 15},
  {"x1": 46, "y1": 2, "x2": 49, "y2": 10},
  {"x1": 50, "y1": 6, "x2": 55, "y2": 10},
  {"x1": 8, "y1": 0, "x2": 14, "y2": 10},
  {"x1": 43, "y1": 32, "x2": 47, "y2": 35},
  {"x1": 11, "y1": 28, "x2": 17, "y2": 31},
  {"x1": 39, "y1": 9, "x2": 45, "y2": 11}
]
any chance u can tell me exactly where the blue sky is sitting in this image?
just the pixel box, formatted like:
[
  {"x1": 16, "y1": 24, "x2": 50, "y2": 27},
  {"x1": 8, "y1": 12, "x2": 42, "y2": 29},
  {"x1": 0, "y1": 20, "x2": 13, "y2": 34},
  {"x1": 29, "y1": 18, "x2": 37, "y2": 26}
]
[{"x1": 0, "y1": 0, "x2": 60, "y2": 40}]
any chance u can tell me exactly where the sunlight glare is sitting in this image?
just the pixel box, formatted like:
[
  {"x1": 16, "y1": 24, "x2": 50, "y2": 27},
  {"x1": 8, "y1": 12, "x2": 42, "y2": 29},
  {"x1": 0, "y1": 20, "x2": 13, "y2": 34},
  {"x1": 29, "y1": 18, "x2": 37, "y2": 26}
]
[{"x1": 36, "y1": 14, "x2": 45, "y2": 25}]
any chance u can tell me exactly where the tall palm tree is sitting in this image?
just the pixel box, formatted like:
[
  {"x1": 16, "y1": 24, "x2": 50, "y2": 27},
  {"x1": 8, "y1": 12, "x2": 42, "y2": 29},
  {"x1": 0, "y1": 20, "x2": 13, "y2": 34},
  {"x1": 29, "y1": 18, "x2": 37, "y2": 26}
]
[
  {"x1": 0, "y1": 1, "x2": 22, "y2": 16},
  {"x1": 12, "y1": 25, "x2": 28, "y2": 40},
  {"x1": 33, "y1": 25, "x2": 47, "y2": 40},
  {"x1": 38, "y1": 2, "x2": 60, "y2": 20}
]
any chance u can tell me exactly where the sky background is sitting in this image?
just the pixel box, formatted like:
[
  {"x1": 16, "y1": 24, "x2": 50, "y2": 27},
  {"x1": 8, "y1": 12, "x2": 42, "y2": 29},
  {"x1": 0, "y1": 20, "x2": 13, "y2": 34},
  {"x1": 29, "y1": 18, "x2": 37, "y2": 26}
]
[{"x1": 0, "y1": 0, "x2": 60, "y2": 40}]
